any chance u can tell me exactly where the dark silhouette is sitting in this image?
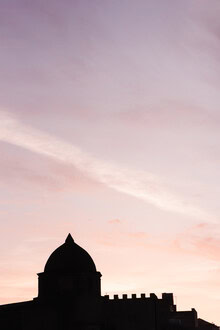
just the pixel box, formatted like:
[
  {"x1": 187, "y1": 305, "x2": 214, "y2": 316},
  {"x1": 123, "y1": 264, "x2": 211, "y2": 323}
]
[{"x1": 0, "y1": 234, "x2": 219, "y2": 330}]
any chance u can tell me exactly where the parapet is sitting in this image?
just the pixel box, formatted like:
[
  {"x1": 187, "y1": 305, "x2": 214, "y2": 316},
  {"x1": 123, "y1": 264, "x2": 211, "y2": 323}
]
[{"x1": 103, "y1": 293, "x2": 158, "y2": 300}]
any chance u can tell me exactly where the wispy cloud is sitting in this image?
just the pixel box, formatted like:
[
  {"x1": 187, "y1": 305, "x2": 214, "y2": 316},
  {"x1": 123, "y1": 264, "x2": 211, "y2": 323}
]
[
  {"x1": 172, "y1": 222, "x2": 220, "y2": 261},
  {"x1": 108, "y1": 219, "x2": 121, "y2": 225},
  {"x1": 0, "y1": 111, "x2": 210, "y2": 219},
  {"x1": 0, "y1": 146, "x2": 99, "y2": 192}
]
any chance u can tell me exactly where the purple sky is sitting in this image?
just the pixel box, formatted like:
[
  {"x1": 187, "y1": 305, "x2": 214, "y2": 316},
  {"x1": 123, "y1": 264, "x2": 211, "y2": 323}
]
[{"x1": 0, "y1": 0, "x2": 220, "y2": 324}]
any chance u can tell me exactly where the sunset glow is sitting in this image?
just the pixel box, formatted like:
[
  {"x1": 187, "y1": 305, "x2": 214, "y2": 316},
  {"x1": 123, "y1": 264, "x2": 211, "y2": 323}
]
[{"x1": 0, "y1": 0, "x2": 220, "y2": 325}]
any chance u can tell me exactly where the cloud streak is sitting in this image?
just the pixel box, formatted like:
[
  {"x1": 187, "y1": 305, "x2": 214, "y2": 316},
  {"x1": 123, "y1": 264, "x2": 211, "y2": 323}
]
[{"x1": 0, "y1": 111, "x2": 210, "y2": 219}]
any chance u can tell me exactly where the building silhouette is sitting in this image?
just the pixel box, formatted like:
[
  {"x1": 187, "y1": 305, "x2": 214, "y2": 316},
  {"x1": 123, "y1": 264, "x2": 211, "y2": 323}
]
[{"x1": 0, "y1": 234, "x2": 219, "y2": 330}]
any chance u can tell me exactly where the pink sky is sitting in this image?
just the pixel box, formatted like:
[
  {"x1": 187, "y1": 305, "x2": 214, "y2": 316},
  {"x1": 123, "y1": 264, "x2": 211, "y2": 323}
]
[{"x1": 0, "y1": 0, "x2": 220, "y2": 325}]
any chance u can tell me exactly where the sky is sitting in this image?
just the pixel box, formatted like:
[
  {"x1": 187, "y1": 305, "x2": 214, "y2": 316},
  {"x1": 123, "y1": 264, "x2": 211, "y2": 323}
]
[{"x1": 0, "y1": 0, "x2": 220, "y2": 325}]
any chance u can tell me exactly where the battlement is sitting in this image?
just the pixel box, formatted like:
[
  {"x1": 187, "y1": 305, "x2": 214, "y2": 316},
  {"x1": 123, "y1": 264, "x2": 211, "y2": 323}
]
[
  {"x1": 103, "y1": 292, "x2": 174, "y2": 303},
  {"x1": 103, "y1": 293, "x2": 149, "y2": 300}
]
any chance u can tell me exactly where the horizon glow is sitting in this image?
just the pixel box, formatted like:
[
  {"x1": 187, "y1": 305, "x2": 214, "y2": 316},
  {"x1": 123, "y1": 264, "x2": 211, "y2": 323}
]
[{"x1": 0, "y1": 0, "x2": 220, "y2": 325}]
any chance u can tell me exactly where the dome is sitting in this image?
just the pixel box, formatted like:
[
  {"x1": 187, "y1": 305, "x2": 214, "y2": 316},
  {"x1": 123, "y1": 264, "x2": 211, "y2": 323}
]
[{"x1": 44, "y1": 234, "x2": 96, "y2": 273}]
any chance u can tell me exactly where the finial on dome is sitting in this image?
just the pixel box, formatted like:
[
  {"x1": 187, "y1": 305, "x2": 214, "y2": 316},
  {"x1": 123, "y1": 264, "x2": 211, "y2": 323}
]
[{"x1": 65, "y1": 233, "x2": 74, "y2": 244}]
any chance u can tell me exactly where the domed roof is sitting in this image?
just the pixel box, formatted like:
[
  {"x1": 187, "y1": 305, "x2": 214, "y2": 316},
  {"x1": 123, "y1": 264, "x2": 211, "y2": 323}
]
[{"x1": 44, "y1": 234, "x2": 96, "y2": 273}]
